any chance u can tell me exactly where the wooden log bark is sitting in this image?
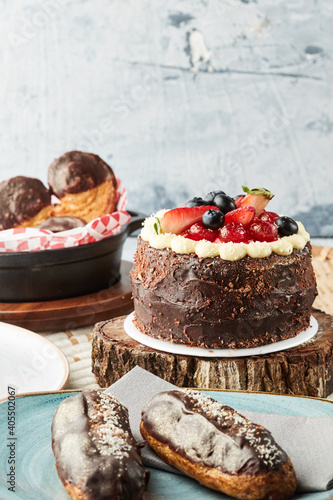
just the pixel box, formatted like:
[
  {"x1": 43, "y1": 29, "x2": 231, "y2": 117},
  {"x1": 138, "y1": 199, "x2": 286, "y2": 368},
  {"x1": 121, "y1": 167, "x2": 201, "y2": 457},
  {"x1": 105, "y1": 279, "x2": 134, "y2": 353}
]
[{"x1": 91, "y1": 309, "x2": 333, "y2": 398}]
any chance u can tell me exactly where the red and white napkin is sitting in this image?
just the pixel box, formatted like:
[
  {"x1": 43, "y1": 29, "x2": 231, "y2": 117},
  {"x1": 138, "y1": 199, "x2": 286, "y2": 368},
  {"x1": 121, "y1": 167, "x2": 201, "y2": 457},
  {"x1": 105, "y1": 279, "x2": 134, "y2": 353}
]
[{"x1": 0, "y1": 179, "x2": 130, "y2": 252}]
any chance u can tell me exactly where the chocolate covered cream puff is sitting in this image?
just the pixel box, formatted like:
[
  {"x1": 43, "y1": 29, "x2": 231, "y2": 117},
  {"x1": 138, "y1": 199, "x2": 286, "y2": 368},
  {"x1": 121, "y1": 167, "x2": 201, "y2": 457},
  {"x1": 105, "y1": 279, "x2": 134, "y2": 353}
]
[
  {"x1": 48, "y1": 151, "x2": 117, "y2": 222},
  {"x1": 0, "y1": 176, "x2": 52, "y2": 230},
  {"x1": 38, "y1": 216, "x2": 86, "y2": 233}
]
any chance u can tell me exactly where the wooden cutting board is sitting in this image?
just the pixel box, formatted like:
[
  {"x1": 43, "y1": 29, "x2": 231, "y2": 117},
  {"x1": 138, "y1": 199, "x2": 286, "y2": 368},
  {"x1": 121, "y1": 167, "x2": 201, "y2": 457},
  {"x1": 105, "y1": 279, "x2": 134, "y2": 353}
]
[
  {"x1": 0, "y1": 261, "x2": 133, "y2": 332},
  {"x1": 91, "y1": 309, "x2": 333, "y2": 398}
]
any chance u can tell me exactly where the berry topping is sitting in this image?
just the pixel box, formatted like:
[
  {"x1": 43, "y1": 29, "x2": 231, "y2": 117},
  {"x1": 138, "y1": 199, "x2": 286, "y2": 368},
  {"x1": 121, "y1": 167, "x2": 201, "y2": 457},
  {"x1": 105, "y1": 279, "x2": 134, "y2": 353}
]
[
  {"x1": 234, "y1": 195, "x2": 245, "y2": 208},
  {"x1": 160, "y1": 205, "x2": 217, "y2": 235},
  {"x1": 238, "y1": 186, "x2": 274, "y2": 217},
  {"x1": 216, "y1": 222, "x2": 251, "y2": 244},
  {"x1": 204, "y1": 190, "x2": 226, "y2": 204},
  {"x1": 259, "y1": 211, "x2": 280, "y2": 223},
  {"x1": 201, "y1": 209, "x2": 225, "y2": 230},
  {"x1": 275, "y1": 216, "x2": 299, "y2": 237},
  {"x1": 159, "y1": 187, "x2": 299, "y2": 245},
  {"x1": 182, "y1": 222, "x2": 219, "y2": 242},
  {"x1": 248, "y1": 218, "x2": 278, "y2": 242},
  {"x1": 213, "y1": 194, "x2": 236, "y2": 214},
  {"x1": 224, "y1": 207, "x2": 255, "y2": 227},
  {"x1": 185, "y1": 197, "x2": 207, "y2": 208}
]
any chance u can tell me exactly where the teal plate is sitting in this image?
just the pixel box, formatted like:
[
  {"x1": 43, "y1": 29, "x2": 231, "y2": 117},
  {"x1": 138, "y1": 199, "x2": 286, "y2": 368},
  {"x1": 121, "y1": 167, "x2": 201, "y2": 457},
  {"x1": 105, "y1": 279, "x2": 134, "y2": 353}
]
[{"x1": 0, "y1": 390, "x2": 332, "y2": 500}]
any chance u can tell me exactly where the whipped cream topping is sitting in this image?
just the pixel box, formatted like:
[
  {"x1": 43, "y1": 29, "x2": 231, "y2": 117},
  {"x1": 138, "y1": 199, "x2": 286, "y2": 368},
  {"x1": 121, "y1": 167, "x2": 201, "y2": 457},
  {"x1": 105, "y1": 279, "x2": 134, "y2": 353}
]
[{"x1": 140, "y1": 210, "x2": 310, "y2": 261}]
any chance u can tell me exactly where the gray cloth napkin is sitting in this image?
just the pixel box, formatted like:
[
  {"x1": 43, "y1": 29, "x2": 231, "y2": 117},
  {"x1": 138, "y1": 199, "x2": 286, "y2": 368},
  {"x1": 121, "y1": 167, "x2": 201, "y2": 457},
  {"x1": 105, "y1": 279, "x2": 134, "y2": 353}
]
[{"x1": 105, "y1": 366, "x2": 333, "y2": 493}]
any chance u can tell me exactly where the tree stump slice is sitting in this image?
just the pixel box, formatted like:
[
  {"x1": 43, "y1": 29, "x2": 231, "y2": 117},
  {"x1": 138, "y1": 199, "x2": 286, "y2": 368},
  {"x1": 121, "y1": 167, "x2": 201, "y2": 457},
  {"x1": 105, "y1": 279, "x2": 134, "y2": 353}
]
[{"x1": 91, "y1": 309, "x2": 333, "y2": 398}]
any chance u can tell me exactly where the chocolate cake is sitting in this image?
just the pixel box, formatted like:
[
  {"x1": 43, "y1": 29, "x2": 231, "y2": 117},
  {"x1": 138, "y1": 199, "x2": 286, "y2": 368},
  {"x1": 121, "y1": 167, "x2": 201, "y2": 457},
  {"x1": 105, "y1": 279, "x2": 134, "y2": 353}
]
[
  {"x1": 130, "y1": 187, "x2": 317, "y2": 349},
  {"x1": 131, "y1": 238, "x2": 316, "y2": 348}
]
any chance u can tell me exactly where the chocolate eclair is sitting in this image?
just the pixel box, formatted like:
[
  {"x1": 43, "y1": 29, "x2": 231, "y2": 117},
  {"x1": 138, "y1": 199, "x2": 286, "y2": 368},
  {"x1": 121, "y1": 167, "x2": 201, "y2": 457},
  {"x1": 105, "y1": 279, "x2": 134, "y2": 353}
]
[
  {"x1": 140, "y1": 390, "x2": 297, "y2": 500},
  {"x1": 48, "y1": 151, "x2": 117, "y2": 222},
  {"x1": 0, "y1": 176, "x2": 52, "y2": 230},
  {"x1": 52, "y1": 390, "x2": 149, "y2": 500}
]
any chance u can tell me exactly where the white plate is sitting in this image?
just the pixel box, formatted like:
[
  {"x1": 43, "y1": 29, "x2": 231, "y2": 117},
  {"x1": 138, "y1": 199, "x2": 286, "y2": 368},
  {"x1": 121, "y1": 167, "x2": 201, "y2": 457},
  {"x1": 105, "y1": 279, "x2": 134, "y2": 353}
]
[
  {"x1": 124, "y1": 313, "x2": 318, "y2": 358},
  {"x1": 0, "y1": 322, "x2": 69, "y2": 399}
]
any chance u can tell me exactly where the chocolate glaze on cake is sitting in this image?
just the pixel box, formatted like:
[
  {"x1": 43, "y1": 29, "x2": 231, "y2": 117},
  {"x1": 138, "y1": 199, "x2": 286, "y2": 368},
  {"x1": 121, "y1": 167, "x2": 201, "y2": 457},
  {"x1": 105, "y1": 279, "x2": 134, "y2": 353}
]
[
  {"x1": 48, "y1": 150, "x2": 116, "y2": 198},
  {"x1": 52, "y1": 390, "x2": 149, "y2": 500},
  {"x1": 130, "y1": 238, "x2": 317, "y2": 348},
  {"x1": 38, "y1": 216, "x2": 86, "y2": 232},
  {"x1": 0, "y1": 176, "x2": 51, "y2": 230},
  {"x1": 141, "y1": 390, "x2": 289, "y2": 475}
]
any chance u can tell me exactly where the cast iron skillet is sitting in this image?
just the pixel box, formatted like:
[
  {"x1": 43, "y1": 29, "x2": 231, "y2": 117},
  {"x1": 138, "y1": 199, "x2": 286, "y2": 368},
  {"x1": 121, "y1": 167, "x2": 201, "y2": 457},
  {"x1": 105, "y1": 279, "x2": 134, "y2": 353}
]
[{"x1": 0, "y1": 211, "x2": 145, "y2": 302}]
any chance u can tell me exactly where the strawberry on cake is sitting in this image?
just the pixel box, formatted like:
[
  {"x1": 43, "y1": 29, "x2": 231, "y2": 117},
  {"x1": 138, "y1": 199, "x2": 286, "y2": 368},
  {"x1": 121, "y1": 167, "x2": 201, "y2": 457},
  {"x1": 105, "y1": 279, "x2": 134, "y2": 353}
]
[{"x1": 130, "y1": 187, "x2": 317, "y2": 349}]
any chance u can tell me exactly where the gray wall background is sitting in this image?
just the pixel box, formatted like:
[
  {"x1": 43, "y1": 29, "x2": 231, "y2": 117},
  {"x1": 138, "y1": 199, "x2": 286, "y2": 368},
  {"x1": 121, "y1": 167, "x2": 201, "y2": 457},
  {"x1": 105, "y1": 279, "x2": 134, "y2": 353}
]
[{"x1": 1, "y1": 0, "x2": 332, "y2": 235}]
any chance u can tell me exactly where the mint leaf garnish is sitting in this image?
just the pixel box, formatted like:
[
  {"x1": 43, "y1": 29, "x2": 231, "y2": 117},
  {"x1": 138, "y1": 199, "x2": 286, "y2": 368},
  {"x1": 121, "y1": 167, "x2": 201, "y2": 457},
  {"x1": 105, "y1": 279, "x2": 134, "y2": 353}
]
[{"x1": 153, "y1": 217, "x2": 161, "y2": 235}]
